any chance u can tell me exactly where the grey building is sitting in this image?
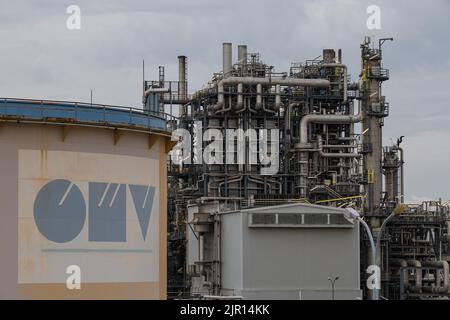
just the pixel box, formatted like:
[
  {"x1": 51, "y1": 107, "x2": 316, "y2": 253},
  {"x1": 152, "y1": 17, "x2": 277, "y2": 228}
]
[{"x1": 187, "y1": 202, "x2": 362, "y2": 300}]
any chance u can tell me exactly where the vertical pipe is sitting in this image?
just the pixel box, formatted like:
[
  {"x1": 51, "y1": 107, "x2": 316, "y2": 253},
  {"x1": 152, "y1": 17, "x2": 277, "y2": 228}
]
[
  {"x1": 398, "y1": 147, "x2": 405, "y2": 203},
  {"x1": 238, "y1": 45, "x2": 247, "y2": 65},
  {"x1": 178, "y1": 55, "x2": 187, "y2": 101},
  {"x1": 223, "y1": 43, "x2": 232, "y2": 77}
]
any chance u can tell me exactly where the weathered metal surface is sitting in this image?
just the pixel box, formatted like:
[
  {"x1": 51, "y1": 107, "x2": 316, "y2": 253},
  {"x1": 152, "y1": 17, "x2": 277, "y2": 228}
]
[{"x1": 0, "y1": 122, "x2": 167, "y2": 299}]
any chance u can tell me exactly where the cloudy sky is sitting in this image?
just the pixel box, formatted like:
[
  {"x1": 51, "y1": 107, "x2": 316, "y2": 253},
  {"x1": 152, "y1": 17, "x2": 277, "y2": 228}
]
[{"x1": 1, "y1": 0, "x2": 449, "y2": 202}]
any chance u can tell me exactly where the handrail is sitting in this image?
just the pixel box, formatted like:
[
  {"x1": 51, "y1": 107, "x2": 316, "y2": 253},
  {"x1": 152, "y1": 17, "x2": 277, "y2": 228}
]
[{"x1": 0, "y1": 97, "x2": 179, "y2": 132}]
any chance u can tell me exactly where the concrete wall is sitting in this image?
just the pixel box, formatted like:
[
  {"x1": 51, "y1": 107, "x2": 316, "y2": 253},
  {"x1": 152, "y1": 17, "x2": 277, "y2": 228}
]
[
  {"x1": 221, "y1": 204, "x2": 361, "y2": 300},
  {"x1": 0, "y1": 122, "x2": 167, "y2": 299}
]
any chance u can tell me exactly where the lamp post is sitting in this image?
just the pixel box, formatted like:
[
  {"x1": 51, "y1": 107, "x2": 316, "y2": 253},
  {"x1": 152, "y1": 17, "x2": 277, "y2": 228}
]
[
  {"x1": 345, "y1": 205, "x2": 406, "y2": 300},
  {"x1": 345, "y1": 208, "x2": 378, "y2": 300},
  {"x1": 375, "y1": 204, "x2": 407, "y2": 283},
  {"x1": 328, "y1": 276, "x2": 339, "y2": 300}
]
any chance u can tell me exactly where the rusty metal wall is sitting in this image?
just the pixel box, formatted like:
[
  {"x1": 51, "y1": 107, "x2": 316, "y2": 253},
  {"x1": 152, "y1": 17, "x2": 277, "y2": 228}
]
[{"x1": 0, "y1": 122, "x2": 167, "y2": 299}]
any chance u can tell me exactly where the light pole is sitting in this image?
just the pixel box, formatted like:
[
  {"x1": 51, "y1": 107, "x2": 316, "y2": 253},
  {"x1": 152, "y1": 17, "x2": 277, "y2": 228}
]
[
  {"x1": 345, "y1": 205, "x2": 405, "y2": 300},
  {"x1": 345, "y1": 208, "x2": 378, "y2": 300},
  {"x1": 375, "y1": 204, "x2": 406, "y2": 276},
  {"x1": 328, "y1": 276, "x2": 339, "y2": 300}
]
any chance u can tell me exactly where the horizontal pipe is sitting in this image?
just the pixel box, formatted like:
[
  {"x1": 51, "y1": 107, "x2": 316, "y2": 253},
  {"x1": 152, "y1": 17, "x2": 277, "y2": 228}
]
[
  {"x1": 142, "y1": 87, "x2": 170, "y2": 104},
  {"x1": 300, "y1": 113, "x2": 362, "y2": 144},
  {"x1": 317, "y1": 136, "x2": 361, "y2": 158},
  {"x1": 214, "y1": 77, "x2": 329, "y2": 112},
  {"x1": 219, "y1": 76, "x2": 330, "y2": 87}
]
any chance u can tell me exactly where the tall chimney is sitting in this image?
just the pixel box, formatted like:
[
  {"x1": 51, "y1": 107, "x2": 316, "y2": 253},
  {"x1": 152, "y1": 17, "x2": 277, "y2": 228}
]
[
  {"x1": 223, "y1": 43, "x2": 232, "y2": 77},
  {"x1": 178, "y1": 55, "x2": 187, "y2": 101},
  {"x1": 238, "y1": 45, "x2": 247, "y2": 65}
]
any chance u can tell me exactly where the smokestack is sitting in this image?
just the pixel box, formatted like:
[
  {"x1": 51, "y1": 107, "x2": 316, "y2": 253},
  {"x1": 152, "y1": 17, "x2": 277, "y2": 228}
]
[
  {"x1": 178, "y1": 55, "x2": 187, "y2": 100},
  {"x1": 323, "y1": 49, "x2": 336, "y2": 63},
  {"x1": 223, "y1": 43, "x2": 232, "y2": 77},
  {"x1": 238, "y1": 45, "x2": 247, "y2": 65}
]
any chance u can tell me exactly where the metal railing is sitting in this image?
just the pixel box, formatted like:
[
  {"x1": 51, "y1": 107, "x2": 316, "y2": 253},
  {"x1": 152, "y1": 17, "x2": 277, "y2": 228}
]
[{"x1": 0, "y1": 97, "x2": 178, "y2": 132}]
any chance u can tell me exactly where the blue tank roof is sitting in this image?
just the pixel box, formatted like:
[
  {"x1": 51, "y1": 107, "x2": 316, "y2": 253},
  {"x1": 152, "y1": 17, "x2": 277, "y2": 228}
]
[{"x1": 0, "y1": 98, "x2": 168, "y2": 132}]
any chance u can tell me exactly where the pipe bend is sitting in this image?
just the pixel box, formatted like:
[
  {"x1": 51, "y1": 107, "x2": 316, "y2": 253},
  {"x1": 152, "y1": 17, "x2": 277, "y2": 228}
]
[{"x1": 300, "y1": 113, "x2": 362, "y2": 144}]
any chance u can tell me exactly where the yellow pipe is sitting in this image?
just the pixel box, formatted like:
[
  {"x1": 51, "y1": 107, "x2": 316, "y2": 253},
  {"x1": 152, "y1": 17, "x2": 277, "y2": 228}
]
[{"x1": 315, "y1": 195, "x2": 365, "y2": 204}]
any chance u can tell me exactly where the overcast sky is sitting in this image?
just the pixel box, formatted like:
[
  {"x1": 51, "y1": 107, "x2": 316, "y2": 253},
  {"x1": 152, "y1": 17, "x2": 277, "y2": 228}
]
[{"x1": 1, "y1": 0, "x2": 449, "y2": 202}]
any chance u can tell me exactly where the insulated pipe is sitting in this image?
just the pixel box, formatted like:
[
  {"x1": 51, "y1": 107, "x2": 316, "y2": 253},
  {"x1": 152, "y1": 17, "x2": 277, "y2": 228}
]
[
  {"x1": 142, "y1": 87, "x2": 169, "y2": 104},
  {"x1": 390, "y1": 259, "x2": 409, "y2": 290},
  {"x1": 275, "y1": 84, "x2": 281, "y2": 110},
  {"x1": 321, "y1": 63, "x2": 347, "y2": 103},
  {"x1": 237, "y1": 83, "x2": 243, "y2": 109},
  {"x1": 223, "y1": 43, "x2": 232, "y2": 77},
  {"x1": 219, "y1": 76, "x2": 330, "y2": 87},
  {"x1": 421, "y1": 261, "x2": 450, "y2": 293},
  {"x1": 256, "y1": 83, "x2": 262, "y2": 110},
  {"x1": 214, "y1": 77, "x2": 330, "y2": 112},
  {"x1": 406, "y1": 260, "x2": 422, "y2": 292},
  {"x1": 300, "y1": 112, "x2": 362, "y2": 144}
]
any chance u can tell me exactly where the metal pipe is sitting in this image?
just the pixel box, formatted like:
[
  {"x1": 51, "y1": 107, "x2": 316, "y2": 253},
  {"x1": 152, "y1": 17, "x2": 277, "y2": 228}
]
[
  {"x1": 142, "y1": 87, "x2": 169, "y2": 104},
  {"x1": 223, "y1": 43, "x2": 232, "y2": 78},
  {"x1": 218, "y1": 176, "x2": 243, "y2": 197},
  {"x1": 321, "y1": 63, "x2": 347, "y2": 103},
  {"x1": 421, "y1": 261, "x2": 450, "y2": 293},
  {"x1": 219, "y1": 76, "x2": 330, "y2": 87},
  {"x1": 275, "y1": 84, "x2": 281, "y2": 110},
  {"x1": 406, "y1": 260, "x2": 422, "y2": 292},
  {"x1": 178, "y1": 55, "x2": 187, "y2": 101},
  {"x1": 300, "y1": 112, "x2": 362, "y2": 144},
  {"x1": 214, "y1": 77, "x2": 329, "y2": 112},
  {"x1": 319, "y1": 150, "x2": 360, "y2": 158},
  {"x1": 317, "y1": 136, "x2": 361, "y2": 158},
  {"x1": 395, "y1": 146, "x2": 405, "y2": 203},
  {"x1": 236, "y1": 83, "x2": 243, "y2": 109},
  {"x1": 390, "y1": 259, "x2": 409, "y2": 291},
  {"x1": 256, "y1": 83, "x2": 262, "y2": 110}
]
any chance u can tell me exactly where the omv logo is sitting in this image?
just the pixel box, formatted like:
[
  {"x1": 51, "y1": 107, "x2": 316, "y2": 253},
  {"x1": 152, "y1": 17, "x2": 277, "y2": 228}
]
[{"x1": 33, "y1": 179, "x2": 155, "y2": 243}]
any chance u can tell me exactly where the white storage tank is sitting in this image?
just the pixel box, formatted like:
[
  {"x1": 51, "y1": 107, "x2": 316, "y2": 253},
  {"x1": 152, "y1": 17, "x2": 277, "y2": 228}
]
[{"x1": 0, "y1": 98, "x2": 174, "y2": 299}]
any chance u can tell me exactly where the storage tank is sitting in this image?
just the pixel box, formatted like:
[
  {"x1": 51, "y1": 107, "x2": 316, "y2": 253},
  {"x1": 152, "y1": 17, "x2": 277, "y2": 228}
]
[{"x1": 0, "y1": 98, "x2": 174, "y2": 299}]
